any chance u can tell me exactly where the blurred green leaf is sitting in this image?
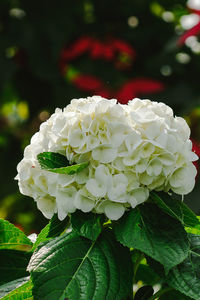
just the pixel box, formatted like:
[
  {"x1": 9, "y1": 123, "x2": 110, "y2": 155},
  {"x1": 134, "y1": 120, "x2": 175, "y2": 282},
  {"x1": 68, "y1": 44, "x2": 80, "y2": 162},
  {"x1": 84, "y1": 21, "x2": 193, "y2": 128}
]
[
  {"x1": 0, "y1": 250, "x2": 31, "y2": 285},
  {"x1": 0, "y1": 219, "x2": 32, "y2": 251},
  {"x1": 0, "y1": 280, "x2": 33, "y2": 300},
  {"x1": 0, "y1": 276, "x2": 30, "y2": 299}
]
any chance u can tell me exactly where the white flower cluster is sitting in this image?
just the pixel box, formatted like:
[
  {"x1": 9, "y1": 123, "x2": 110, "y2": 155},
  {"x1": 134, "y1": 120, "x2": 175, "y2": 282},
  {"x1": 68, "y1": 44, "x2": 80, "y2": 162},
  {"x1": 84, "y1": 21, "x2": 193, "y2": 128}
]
[{"x1": 16, "y1": 96, "x2": 198, "y2": 220}]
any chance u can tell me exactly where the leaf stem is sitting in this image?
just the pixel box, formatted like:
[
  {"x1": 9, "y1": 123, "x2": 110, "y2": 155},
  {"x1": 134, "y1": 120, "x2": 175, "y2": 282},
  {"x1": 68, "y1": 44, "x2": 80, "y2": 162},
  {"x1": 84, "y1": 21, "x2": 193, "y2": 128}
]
[
  {"x1": 148, "y1": 286, "x2": 173, "y2": 300},
  {"x1": 133, "y1": 251, "x2": 144, "y2": 284}
]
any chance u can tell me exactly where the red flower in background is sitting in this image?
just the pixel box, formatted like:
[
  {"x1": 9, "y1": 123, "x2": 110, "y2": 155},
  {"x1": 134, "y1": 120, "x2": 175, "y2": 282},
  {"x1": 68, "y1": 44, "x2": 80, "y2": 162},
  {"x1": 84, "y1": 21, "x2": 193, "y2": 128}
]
[
  {"x1": 116, "y1": 78, "x2": 164, "y2": 104},
  {"x1": 73, "y1": 75, "x2": 103, "y2": 91},
  {"x1": 178, "y1": 4, "x2": 200, "y2": 46},
  {"x1": 60, "y1": 36, "x2": 91, "y2": 61},
  {"x1": 178, "y1": 22, "x2": 200, "y2": 46},
  {"x1": 60, "y1": 36, "x2": 164, "y2": 103},
  {"x1": 60, "y1": 36, "x2": 136, "y2": 69},
  {"x1": 192, "y1": 139, "x2": 200, "y2": 176}
]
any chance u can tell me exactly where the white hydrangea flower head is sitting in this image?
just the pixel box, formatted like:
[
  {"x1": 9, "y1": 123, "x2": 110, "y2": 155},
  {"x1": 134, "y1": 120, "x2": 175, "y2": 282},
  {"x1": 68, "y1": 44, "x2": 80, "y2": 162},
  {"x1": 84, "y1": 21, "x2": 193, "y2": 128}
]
[{"x1": 15, "y1": 96, "x2": 198, "y2": 221}]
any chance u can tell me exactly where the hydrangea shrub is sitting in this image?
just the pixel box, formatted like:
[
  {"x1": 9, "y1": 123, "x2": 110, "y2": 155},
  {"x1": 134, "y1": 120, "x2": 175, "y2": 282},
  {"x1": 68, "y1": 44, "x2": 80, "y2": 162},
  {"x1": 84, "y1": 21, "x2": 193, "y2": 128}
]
[{"x1": 1, "y1": 96, "x2": 200, "y2": 300}]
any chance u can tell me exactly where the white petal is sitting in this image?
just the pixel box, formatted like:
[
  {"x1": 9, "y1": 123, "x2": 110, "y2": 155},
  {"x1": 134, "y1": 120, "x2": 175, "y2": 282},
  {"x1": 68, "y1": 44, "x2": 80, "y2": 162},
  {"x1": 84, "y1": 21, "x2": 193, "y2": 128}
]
[
  {"x1": 87, "y1": 135, "x2": 100, "y2": 150},
  {"x1": 147, "y1": 159, "x2": 162, "y2": 176},
  {"x1": 158, "y1": 153, "x2": 175, "y2": 166},
  {"x1": 68, "y1": 129, "x2": 86, "y2": 148},
  {"x1": 92, "y1": 146, "x2": 118, "y2": 163},
  {"x1": 56, "y1": 187, "x2": 77, "y2": 214},
  {"x1": 125, "y1": 132, "x2": 142, "y2": 152},
  {"x1": 129, "y1": 187, "x2": 149, "y2": 205},
  {"x1": 95, "y1": 164, "x2": 110, "y2": 182},
  {"x1": 123, "y1": 152, "x2": 140, "y2": 166},
  {"x1": 140, "y1": 142, "x2": 155, "y2": 158},
  {"x1": 36, "y1": 196, "x2": 56, "y2": 219},
  {"x1": 86, "y1": 179, "x2": 107, "y2": 197},
  {"x1": 104, "y1": 203, "x2": 125, "y2": 220},
  {"x1": 135, "y1": 159, "x2": 148, "y2": 173},
  {"x1": 74, "y1": 191, "x2": 95, "y2": 212}
]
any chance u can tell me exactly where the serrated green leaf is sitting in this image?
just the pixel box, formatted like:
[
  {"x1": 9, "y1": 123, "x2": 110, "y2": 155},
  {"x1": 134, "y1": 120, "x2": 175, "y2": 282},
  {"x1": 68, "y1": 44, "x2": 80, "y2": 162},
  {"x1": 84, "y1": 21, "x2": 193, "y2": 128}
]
[
  {"x1": 0, "y1": 276, "x2": 30, "y2": 298},
  {"x1": 134, "y1": 285, "x2": 154, "y2": 300},
  {"x1": 0, "y1": 219, "x2": 32, "y2": 251},
  {"x1": 1, "y1": 280, "x2": 33, "y2": 299},
  {"x1": 150, "y1": 192, "x2": 199, "y2": 228},
  {"x1": 32, "y1": 214, "x2": 69, "y2": 251},
  {"x1": 47, "y1": 161, "x2": 89, "y2": 175},
  {"x1": 114, "y1": 203, "x2": 189, "y2": 273},
  {"x1": 0, "y1": 250, "x2": 32, "y2": 285},
  {"x1": 71, "y1": 211, "x2": 105, "y2": 241},
  {"x1": 166, "y1": 234, "x2": 200, "y2": 300},
  {"x1": 37, "y1": 152, "x2": 69, "y2": 169},
  {"x1": 159, "y1": 289, "x2": 192, "y2": 300},
  {"x1": 28, "y1": 230, "x2": 133, "y2": 300}
]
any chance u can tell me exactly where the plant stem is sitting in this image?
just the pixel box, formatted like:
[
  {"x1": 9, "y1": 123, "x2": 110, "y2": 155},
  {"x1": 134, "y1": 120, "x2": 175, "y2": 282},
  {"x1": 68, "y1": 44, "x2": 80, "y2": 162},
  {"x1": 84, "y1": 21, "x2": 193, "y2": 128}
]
[
  {"x1": 133, "y1": 251, "x2": 144, "y2": 284},
  {"x1": 148, "y1": 287, "x2": 173, "y2": 300}
]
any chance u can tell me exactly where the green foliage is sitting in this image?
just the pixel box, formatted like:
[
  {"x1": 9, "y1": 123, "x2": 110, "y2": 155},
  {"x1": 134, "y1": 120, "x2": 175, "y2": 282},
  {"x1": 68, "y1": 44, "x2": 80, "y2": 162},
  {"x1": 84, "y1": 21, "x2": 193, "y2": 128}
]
[
  {"x1": 135, "y1": 264, "x2": 161, "y2": 286},
  {"x1": 159, "y1": 289, "x2": 192, "y2": 300},
  {"x1": 151, "y1": 192, "x2": 200, "y2": 227},
  {"x1": 47, "y1": 162, "x2": 89, "y2": 175},
  {"x1": 0, "y1": 219, "x2": 32, "y2": 251},
  {"x1": 185, "y1": 216, "x2": 200, "y2": 235},
  {"x1": 71, "y1": 210, "x2": 105, "y2": 240},
  {"x1": 0, "y1": 250, "x2": 31, "y2": 285},
  {"x1": 1, "y1": 281, "x2": 33, "y2": 300},
  {"x1": 37, "y1": 152, "x2": 69, "y2": 169},
  {"x1": 37, "y1": 151, "x2": 89, "y2": 174},
  {"x1": 28, "y1": 230, "x2": 133, "y2": 300},
  {"x1": 114, "y1": 203, "x2": 189, "y2": 273},
  {"x1": 1, "y1": 194, "x2": 200, "y2": 300},
  {"x1": 32, "y1": 214, "x2": 69, "y2": 251},
  {"x1": 166, "y1": 234, "x2": 200, "y2": 300},
  {"x1": 0, "y1": 277, "x2": 30, "y2": 298}
]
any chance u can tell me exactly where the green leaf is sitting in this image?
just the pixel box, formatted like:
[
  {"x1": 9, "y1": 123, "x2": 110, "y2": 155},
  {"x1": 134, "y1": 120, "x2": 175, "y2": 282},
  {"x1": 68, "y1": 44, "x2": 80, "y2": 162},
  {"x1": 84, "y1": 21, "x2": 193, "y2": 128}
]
[
  {"x1": 185, "y1": 216, "x2": 200, "y2": 235},
  {"x1": 28, "y1": 230, "x2": 133, "y2": 300},
  {"x1": 0, "y1": 276, "x2": 30, "y2": 298},
  {"x1": 150, "y1": 192, "x2": 199, "y2": 228},
  {"x1": 37, "y1": 152, "x2": 69, "y2": 169},
  {"x1": 134, "y1": 285, "x2": 154, "y2": 300},
  {"x1": 159, "y1": 289, "x2": 193, "y2": 300},
  {"x1": 135, "y1": 264, "x2": 160, "y2": 286},
  {"x1": 71, "y1": 211, "x2": 105, "y2": 241},
  {"x1": 47, "y1": 161, "x2": 89, "y2": 175},
  {"x1": 166, "y1": 234, "x2": 200, "y2": 300},
  {"x1": 37, "y1": 152, "x2": 89, "y2": 175},
  {"x1": 32, "y1": 214, "x2": 69, "y2": 251},
  {"x1": 0, "y1": 250, "x2": 32, "y2": 284},
  {"x1": 0, "y1": 219, "x2": 32, "y2": 251},
  {"x1": 114, "y1": 203, "x2": 189, "y2": 273},
  {"x1": 1, "y1": 280, "x2": 33, "y2": 299}
]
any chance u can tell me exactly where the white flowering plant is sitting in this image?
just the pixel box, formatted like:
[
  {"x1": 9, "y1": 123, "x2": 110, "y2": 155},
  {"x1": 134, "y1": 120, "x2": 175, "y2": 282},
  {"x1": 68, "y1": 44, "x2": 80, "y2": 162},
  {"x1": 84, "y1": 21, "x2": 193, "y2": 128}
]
[{"x1": 1, "y1": 96, "x2": 200, "y2": 300}]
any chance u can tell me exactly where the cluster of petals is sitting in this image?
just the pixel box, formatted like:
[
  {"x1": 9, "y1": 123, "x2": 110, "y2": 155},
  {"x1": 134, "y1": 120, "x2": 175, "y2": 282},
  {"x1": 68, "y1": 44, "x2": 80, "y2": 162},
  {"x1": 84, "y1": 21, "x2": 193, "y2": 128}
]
[{"x1": 16, "y1": 96, "x2": 198, "y2": 221}]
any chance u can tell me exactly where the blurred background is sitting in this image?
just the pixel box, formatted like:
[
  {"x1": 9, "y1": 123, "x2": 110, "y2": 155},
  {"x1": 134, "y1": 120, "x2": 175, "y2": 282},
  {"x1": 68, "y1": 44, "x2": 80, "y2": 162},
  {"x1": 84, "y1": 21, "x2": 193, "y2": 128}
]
[{"x1": 0, "y1": 0, "x2": 200, "y2": 234}]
